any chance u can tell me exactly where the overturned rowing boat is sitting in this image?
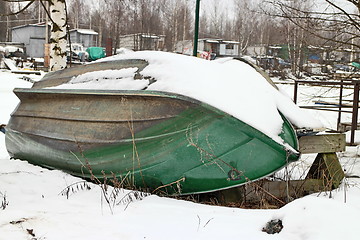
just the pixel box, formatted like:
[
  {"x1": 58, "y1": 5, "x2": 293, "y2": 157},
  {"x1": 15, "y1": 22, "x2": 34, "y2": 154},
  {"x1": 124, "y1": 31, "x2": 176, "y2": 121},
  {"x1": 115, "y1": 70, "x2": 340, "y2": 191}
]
[{"x1": 5, "y1": 55, "x2": 300, "y2": 195}]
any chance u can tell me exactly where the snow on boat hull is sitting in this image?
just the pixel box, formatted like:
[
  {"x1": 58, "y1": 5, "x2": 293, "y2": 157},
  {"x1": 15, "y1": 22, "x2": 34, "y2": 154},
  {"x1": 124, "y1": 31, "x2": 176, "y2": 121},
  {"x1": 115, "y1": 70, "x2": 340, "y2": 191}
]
[{"x1": 5, "y1": 88, "x2": 299, "y2": 195}]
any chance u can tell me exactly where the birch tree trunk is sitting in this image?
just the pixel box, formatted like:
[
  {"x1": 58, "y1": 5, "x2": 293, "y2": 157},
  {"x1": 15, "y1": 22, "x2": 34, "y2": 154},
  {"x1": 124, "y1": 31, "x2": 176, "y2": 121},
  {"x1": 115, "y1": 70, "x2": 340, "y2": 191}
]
[{"x1": 49, "y1": 0, "x2": 67, "y2": 72}]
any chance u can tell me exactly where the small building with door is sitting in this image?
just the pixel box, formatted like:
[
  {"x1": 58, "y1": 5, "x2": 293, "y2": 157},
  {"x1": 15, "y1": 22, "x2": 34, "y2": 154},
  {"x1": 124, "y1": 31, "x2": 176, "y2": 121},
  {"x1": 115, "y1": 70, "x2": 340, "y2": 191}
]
[
  {"x1": 245, "y1": 45, "x2": 267, "y2": 57},
  {"x1": 118, "y1": 33, "x2": 165, "y2": 51},
  {"x1": 175, "y1": 39, "x2": 240, "y2": 58},
  {"x1": 11, "y1": 23, "x2": 48, "y2": 58},
  {"x1": 69, "y1": 29, "x2": 98, "y2": 49}
]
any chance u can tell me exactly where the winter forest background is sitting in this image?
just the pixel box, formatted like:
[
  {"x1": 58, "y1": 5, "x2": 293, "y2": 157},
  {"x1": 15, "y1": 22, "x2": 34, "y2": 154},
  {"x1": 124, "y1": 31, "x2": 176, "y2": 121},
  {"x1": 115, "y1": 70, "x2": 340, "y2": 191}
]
[
  {"x1": 0, "y1": 0, "x2": 359, "y2": 75},
  {"x1": 0, "y1": 0, "x2": 358, "y2": 50}
]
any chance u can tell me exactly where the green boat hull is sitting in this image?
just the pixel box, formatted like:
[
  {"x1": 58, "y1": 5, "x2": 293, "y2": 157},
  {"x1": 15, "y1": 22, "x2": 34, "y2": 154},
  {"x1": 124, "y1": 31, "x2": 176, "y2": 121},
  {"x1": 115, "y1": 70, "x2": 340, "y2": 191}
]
[{"x1": 5, "y1": 88, "x2": 299, "y2": 195}]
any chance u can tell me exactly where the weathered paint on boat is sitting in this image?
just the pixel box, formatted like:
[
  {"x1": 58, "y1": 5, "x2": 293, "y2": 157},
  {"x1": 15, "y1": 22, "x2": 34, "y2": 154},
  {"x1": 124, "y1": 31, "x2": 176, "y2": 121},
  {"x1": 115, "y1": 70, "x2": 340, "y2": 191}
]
[
  {"x1": 5, "y1": 88, "x2": 299, "y2": 195},
  {"x1": 5, "y1": 59, "x2": 300, "y2": 195}
]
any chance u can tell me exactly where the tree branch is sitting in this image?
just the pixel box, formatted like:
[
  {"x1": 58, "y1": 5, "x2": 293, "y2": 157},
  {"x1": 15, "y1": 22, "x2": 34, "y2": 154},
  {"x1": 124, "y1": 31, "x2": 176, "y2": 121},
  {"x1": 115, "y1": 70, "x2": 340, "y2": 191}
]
[
  {"x1": 324, "y1": 0, "x2": 360, "y2": 32},
  {"x1": 0, "y1": 0, "x2": 35, "y2": 16}
]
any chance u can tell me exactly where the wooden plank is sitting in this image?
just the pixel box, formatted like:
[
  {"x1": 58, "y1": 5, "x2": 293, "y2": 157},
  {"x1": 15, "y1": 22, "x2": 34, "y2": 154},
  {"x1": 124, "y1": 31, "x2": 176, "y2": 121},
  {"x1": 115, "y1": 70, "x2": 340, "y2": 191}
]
[
  {"x1": 314, "y1": 100, "x2": 354, "y2": 107},
  {"x1": 306, "y1": 153, "x2": 345, "y2": 188},
  {"x1": 338, "y1": 122, "x2": 360, "y2": 132},
  {"x1": 11, "y1": 70, "x2": 42, "y2": 75},
  {"x1": 298, "y1": 133, "x2": 345, "y2": 154},
  {"x1": 199, "y1": 179, "x2": 332, "y2": 208},
  {"x1": 3, "y1": 58, "x2": 18, "y2": 71},
  {"x1": 333, "y1": 72, "x2": 360, "y2": 79}
]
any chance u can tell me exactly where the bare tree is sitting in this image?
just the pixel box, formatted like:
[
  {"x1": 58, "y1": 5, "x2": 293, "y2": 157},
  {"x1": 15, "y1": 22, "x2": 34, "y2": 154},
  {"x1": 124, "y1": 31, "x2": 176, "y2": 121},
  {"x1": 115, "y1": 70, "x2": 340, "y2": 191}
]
[
  {"x1": 199, "y1": 7, "x2": 209, "y2": 39},
  {"x1": 0, "y1": 0, "x2": 39, "y2": 39},
  {"x1": 263, "y1": 0, "x2": 360, "y2": 51},
  {"x1": 206, "y1": 0, "x2": 226, "y2": 38},
  {"x1": 0, "y1": 1, "x2": 9, "y2": 42},
  {"x1": 103, "y1": 0, "x2": 126, "y2": 53},
  {"x1": 48, "y1": 0, "x2": 67, "y2": 71},
  {"x1": 232, "y1": 0, "x2": 259, "y2": 55},
  {"x1": 67, "y1": 0, "x2": 90, "y2": 29},
  {"x1": 90, "y1": 8, "x2": 105, "y2": 47},
  {"x1": 158, "y1": 0, "x2": 191, "y2": 51},
  {"x1": 257, "y1": 0, "x2": 320, "y2": 75}
]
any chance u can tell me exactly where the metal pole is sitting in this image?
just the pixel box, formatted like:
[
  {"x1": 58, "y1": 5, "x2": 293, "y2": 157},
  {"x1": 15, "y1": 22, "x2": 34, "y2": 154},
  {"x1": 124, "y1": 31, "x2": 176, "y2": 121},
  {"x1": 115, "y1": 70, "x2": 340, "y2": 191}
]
[
  {"x1": 350, "y1": 81, "x2": 359, "y2": 145},
  {"x1": 337, "y1": 80, "x2": 343, "y2": 131},
  {"x1": 293, "y1": 81, "x2": 298, "y2": 104},
  {"x1": 193, "y1": 0, "x2": 200, "y2": 57}
]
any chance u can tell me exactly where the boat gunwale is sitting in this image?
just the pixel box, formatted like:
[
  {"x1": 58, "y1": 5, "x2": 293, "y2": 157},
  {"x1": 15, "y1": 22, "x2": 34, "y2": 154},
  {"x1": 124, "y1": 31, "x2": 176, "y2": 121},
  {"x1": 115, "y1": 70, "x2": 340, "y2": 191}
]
[
  {"x1": 13, "y1": 88, "x2": 204, "y2": 106},
  {"x1": 10, "y1": 113, "x2": 178, "y2": 123}
]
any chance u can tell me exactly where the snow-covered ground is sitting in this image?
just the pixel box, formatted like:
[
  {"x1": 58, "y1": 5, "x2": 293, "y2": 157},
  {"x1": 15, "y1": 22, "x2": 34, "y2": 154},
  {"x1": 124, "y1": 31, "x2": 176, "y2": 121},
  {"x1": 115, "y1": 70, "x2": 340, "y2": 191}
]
[{"x1": 1, "y1": 65, "x2": 360, "y2": 239}]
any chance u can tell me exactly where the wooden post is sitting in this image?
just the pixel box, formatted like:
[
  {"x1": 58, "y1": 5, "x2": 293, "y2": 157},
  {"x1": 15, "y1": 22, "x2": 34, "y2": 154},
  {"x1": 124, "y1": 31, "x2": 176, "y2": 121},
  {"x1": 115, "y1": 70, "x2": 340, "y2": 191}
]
[
  {"x1": 293, "y1": 81, "x2": 298, "y2": 104},
  {"x1": 105, "y1": 38, "x2": 112, "y2": 57},
  {"x1": 350, "y1": 81, "x2": 360, "y2": 145},
  {"x1": 298, "y1": 134, "x2": 346, "y2": 154},
  {"x1": 44, "y1": 43, "x2": 50, "y2": 69},
  {"x1": 306, "y1": 153, "x2": 345, "y2": 188},
  {"x1": 337, "y1": 80, "x2": 343, "y2": 131}
]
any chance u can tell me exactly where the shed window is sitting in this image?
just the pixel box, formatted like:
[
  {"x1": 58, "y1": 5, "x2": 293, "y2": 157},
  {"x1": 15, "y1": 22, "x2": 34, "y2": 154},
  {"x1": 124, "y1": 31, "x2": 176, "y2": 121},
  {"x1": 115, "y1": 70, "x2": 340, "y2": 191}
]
[{"x1": 226, "y1": 44, "x2": 234, "y2": 50}]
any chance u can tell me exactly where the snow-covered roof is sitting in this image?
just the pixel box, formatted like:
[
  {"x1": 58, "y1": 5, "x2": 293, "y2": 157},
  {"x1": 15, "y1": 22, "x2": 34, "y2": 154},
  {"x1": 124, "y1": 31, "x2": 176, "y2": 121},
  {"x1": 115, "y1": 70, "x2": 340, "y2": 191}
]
[
  {"x1": 200, "y1": 39, "x2": 240, "y2": 45},
  {"x1": 141, "y1": 34, "x2": 160, "y2": 39},
  {"x1": 223, "y1": 41, "x2": 240, "y2": 44},
  {"x1": 120, "y1": 33, "x2": 165, "y2": 38},
  {"x1": 5, "y1": 46, "x2": 23, "y2": 53},
  {"x1": 70, "y1": 29, "x2": 98, "y2": 35},
  {"x1": 204, "y1": 39, "x2": 220, "y2": 43},
  {"x1": 308, "y1": 45, "x2": 325, "y2": 50},
  {"x1": 11, "y1": 23, "x2": 48, "y2": 30},
  {"x1": 49, "y1": 51, "x2": 322, "y2": 145},
  {"x1": 269, "y1": 46, "x2": 282, "y2": 49}
]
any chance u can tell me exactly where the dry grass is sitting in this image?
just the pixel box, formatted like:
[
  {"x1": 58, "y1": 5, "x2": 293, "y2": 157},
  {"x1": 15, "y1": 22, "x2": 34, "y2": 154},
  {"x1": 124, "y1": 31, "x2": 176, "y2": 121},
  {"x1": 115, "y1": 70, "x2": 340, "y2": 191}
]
[{"x1": 0, "y1": 191, "x2": 9, "y2": 210}]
